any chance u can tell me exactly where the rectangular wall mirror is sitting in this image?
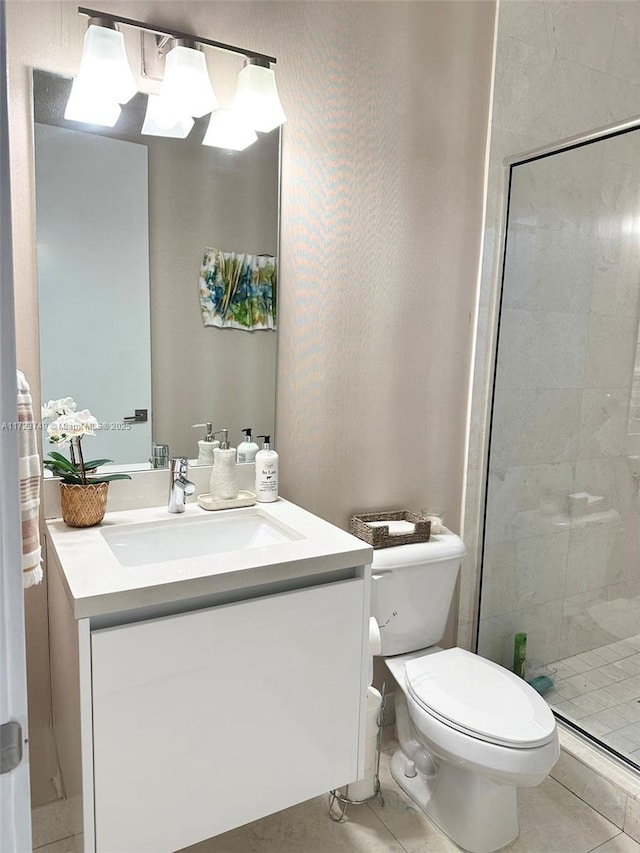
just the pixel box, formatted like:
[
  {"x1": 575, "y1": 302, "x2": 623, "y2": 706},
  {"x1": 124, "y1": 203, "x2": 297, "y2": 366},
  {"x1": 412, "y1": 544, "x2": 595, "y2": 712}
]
[{"x1": 33, "y1": 69, "x2": 280, "y2": 469}]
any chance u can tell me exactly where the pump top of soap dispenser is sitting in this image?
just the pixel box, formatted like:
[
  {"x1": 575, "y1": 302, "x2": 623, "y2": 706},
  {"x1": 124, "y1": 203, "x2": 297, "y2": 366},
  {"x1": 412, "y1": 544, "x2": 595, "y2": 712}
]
[
  {"x1": 212, "y1": 428, "x2": 230, "y2": 449},
  {"x1": 192, "y1": 422, "x2": 214, "y2": 441},
  {"x1": 242, "y1": 428, "x2": 253, "y2": 440},
  {"x1": 258, "y1": 435, "x2": 271, "y2": 449}
]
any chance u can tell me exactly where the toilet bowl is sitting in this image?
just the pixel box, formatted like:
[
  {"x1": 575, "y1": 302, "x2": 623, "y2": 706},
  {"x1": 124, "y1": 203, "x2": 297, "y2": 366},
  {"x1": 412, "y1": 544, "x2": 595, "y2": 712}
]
[
  {"x1": 371, "y1": 533, "x2": 559, "y2": 853},
  {"x1": 385, "y1": 648, "x2": 558, "y2": 853}
]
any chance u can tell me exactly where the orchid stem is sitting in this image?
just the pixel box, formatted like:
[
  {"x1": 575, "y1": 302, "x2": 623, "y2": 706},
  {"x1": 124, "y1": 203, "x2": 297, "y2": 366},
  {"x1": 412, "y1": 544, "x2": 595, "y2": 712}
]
[{"x1": 74, "y1": 437, "x2": 87, "y2": 485}]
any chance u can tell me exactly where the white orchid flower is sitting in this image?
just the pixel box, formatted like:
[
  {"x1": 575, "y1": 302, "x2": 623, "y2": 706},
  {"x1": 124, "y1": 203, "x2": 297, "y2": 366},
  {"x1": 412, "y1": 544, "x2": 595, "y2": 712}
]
[
  {"x1": 42, "y1": 399, "x2": 128, "y2": 490},
  {"x1": 42, "y1": 397, "x2": 77, "y2": 420},
  {"x1": 46, "y1": 417, "x2": 73, "y2": 447},
  {"x1": 74, "y1": 410, "x2": 100, "y2": 435},
  {"x1": 47, "y1": 410, "x2": 99, "y2": 444}
]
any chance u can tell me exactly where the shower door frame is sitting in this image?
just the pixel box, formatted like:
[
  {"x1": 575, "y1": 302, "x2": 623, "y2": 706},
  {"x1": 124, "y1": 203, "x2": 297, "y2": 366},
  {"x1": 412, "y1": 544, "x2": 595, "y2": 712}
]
[{"x1": 474, "y1": 111, "x2": 640, "y2": 772}]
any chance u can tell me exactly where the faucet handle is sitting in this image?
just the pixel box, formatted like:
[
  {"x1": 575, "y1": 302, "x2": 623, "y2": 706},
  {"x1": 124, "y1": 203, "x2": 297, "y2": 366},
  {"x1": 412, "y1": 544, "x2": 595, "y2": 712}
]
[{"x1": 170, "y1": 457, "x2": 189, "y2": 476}]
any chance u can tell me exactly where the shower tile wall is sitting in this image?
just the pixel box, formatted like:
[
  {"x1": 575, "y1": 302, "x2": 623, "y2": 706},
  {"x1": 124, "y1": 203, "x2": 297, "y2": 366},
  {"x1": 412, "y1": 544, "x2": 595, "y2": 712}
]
[
  {"x1": 460, "y1": 0, "x2": 640, "y2": 658},
  {"x1": 478, "y1": 132, "x2": 640, "y2": 673}
]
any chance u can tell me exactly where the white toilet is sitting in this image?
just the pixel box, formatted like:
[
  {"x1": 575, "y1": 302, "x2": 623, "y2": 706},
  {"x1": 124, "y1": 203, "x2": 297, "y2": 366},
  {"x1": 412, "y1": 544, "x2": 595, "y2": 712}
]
[{"x1": 372, "y1": 530, "x2": 559, "y2": 853}]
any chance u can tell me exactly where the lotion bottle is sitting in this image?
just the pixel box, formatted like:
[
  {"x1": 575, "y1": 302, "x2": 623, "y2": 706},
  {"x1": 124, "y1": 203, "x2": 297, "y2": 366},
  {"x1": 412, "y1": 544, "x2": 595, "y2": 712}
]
[
  {"x1": 209, "y1": 429, "x2": 239, "y2": 500},
  {"x1": 255, "y1": 435, "x2": 278, "y2": 502},
  {"x1": 192, "y1": 422, "x2": 219, "y2": 466},
  {"x1": 237, "y1": 428, "x2": 259, "y2": 463}
]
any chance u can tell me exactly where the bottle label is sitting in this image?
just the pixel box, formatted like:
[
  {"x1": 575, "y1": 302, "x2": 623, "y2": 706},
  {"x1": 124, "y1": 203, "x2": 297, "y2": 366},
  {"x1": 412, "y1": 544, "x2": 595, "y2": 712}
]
[{"x1": 257, "y1": 461, "x2": 278, "y2": 495}]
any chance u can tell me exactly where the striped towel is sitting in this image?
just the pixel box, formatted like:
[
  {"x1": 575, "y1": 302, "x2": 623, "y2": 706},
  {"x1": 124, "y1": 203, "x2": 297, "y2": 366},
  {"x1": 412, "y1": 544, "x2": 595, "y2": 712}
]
[{"x1": 17, "y1": 370, "x2": 42, "y2": 588}]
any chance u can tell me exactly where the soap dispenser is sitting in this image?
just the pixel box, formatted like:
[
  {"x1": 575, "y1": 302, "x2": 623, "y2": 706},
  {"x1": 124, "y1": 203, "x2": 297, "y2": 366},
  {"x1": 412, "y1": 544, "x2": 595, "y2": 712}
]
[
  {"x1": 192, "y1": 422, "x2": 219, "y2": 465},
  {"x1": 237, "y1": 428, "x2": 259, "y2": 463},
  {"x1": 209, "y1": 429, "x2": 239, "y2": 500},
  {"x1": 255, "y1": 435, "x2": 278, "y2": 502}
]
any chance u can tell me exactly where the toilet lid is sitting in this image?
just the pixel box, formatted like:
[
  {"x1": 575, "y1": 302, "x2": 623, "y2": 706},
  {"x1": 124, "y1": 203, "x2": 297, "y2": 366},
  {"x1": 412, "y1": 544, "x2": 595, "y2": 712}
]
[{"x1": 405, "y1": 648, "x2": 556, "y2": 748}]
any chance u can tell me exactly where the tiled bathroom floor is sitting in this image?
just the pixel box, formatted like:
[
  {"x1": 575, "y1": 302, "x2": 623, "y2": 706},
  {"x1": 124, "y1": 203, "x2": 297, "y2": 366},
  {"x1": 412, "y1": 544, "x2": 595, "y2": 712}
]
[
  {"x1": 34, "y1": 728, "x2": 640, "y2": 853},
  {"x1": 548, "y1": 635, "x2": 640, "y2": 766}
]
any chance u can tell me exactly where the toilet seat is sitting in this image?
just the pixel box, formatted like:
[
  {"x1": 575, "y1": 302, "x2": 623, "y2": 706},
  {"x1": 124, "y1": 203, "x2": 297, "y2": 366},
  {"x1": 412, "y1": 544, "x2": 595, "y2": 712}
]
[{"x1": 405, "y1": 648, "x2": 556, "y2": 749}]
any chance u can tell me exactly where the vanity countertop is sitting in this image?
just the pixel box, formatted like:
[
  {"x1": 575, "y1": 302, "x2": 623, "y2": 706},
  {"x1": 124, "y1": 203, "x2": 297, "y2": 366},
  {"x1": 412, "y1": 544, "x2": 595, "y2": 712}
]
[{"x1": 46, "y1": 499, "x2": 373, "y2": 619}]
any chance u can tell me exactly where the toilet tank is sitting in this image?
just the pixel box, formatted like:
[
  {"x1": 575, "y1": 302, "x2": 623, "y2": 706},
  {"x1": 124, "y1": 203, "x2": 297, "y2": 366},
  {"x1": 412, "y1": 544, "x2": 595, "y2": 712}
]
[{"x1": 371, "y1": 530, "x2": 466, "y2": 656}]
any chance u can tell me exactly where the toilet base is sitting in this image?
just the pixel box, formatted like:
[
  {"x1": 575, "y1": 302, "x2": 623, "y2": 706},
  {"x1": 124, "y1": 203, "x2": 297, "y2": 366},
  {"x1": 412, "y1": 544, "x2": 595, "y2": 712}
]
[{"x1": 390, "y1": 749, "x2": 519, "y2": 853}]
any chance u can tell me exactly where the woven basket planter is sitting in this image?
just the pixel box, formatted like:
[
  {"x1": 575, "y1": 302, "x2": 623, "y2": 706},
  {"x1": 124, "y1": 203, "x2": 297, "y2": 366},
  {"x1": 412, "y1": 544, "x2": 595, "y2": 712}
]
[{"x1": 60, "y1": 482, "x2": 108, "y2": 528}]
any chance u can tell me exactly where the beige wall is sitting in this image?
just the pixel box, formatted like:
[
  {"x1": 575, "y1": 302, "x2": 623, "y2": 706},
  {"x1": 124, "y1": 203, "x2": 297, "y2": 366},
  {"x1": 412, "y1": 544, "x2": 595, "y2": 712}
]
[
  {"x1": 461, "y1": 0, "x2": 640, "y2": 653},
  {"x1": 6, "y1": 0, "x2": 495, "y2": 806}
]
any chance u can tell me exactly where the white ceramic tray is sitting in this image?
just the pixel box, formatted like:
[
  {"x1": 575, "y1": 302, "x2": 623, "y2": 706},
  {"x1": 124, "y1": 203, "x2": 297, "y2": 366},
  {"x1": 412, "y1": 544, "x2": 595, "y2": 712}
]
[{"x1": 197, "y1": 490, "x2": 256, "y2": 511}]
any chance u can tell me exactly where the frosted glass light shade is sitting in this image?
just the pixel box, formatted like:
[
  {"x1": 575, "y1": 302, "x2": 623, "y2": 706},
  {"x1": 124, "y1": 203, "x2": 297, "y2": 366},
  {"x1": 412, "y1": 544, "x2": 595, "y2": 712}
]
[
  {"x1": 141, "y1": 95, "x2": 195, "y2": 138},
  {"x1": 233, "y1": 63, "x2": 286, "y2": 133},
  {"x1": 202, "y1": 108, "x2": 258, "y2": 151},
  {"x1": 64, "y1": 77, "x2": 121, "y2": 127},
  {"x1": 75, "y1": 24, "x2": 136, "y2": 104},
  {"x1": 160, "y1": 45, "x2": 218, "y2": 118}
]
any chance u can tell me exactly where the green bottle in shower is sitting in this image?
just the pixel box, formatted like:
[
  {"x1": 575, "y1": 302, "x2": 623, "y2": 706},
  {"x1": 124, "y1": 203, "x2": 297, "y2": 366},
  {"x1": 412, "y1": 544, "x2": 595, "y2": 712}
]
[{"x1": 513, "y1": 632, "x2": 527, "y2": 679}]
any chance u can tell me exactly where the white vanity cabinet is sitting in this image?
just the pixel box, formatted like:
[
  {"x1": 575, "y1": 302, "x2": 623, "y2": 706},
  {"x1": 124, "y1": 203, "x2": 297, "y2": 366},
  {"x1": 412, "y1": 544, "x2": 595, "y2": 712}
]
[
  {"x1": 92, "y1": 579, "x2": 365, "y2": 852},
  {"x1": 46, "y1": 500, "x2": 372, "y2": 853}
]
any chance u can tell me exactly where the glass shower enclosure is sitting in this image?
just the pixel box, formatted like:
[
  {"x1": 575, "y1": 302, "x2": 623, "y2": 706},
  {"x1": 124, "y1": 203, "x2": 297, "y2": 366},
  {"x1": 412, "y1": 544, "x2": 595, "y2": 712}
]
[{"x1": 478, "y1": 126, "x2": 640, "y2": 768}]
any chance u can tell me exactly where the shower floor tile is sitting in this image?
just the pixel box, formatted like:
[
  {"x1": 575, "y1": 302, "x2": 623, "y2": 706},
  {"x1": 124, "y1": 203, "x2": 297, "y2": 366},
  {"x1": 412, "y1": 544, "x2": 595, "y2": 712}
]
[{"x1": 549, "y1": 636, "x2": 640, "y2": 767}]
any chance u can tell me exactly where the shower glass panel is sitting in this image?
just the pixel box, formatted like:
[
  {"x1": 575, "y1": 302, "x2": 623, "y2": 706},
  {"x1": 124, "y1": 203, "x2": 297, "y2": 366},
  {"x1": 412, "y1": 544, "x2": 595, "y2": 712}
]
[{"x1": 478, "y1": 127, "x2": 640, "y2": 768}]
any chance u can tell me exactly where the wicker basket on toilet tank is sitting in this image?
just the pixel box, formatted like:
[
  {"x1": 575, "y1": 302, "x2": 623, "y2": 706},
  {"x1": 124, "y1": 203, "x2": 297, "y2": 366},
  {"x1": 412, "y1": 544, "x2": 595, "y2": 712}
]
[{"x1": 349, "y1": 510, "x2": 430, "y2": 549}]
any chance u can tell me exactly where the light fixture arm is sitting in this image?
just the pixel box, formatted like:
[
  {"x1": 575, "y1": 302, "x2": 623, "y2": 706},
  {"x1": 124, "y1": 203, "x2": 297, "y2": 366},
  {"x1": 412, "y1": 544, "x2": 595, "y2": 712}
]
[{"x1": 77, "y1": 6, "x2": 277, "y2": 65}]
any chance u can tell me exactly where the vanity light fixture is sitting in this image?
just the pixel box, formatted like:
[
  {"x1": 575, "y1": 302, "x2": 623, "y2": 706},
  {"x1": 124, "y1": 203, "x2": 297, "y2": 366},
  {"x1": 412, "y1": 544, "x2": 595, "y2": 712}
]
[
  {"x1": 233, "y1": 59, "x2": 287, "y2": 134},
  {"x1": 142, "y1": 40, "x2": 216, "y2": 139},
  {"x1": 70, "y1": 8, "x2": 286, "y2": 142},
  {"x1": 159, "y1": 41, "x2": 218, "y2": 118},
  {"x1": 140, "y1": 94, "x2": 194, "y2": 139},
  {"x1": 64, "y1": 19, "x2": 137, "y2": 126},
  {"x1": 64, "y1": 78, "x2": 122, "y2": 127},
  {"x1": 202, "y1": 108, "x2": 258, "y2": 151}
]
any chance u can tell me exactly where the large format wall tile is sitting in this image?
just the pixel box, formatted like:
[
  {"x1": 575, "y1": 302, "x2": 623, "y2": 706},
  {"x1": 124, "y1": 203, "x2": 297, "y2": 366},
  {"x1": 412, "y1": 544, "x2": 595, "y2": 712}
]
[
  {"x1": 610, "y1": 2, "x2": 640, "y2": 88},
  {"x1": 599, "y1": 157, "x2": 640, "y2": 231},
  {"x1": 502, "y1": 224, "x2": 595, "y2": 314},
  {"x1": 497, "y1": 0, "x2": 550, "y2": 52},
  {"x1": 591, "y1": 232, "x2": 640, "y2": 318},
  {"x1": 579, "y1": 389, "x2": 633, "y2": 459},
  {"x1": 584, "y1": 314, "x2": 638, "y2": 389},
  {"x1": 564, "y1": 518, "x2": 627, "y2": 596},
  {"x1": 496, "y1": 308, "x2": 588, "y2": 390},
  {"x1": 478, "y1": 599, "x2": 563, "y2": 669},
  {"x1": 490, "y1": 387, "x2": 581, "y2": 469},
  {"x1": 494, "y1": 36, "x2": 612, "y2": 144},
  {"x1": 606, "y1": 72, "x2": 640, "y2": 127},
  {"x1": 481, "y1": 533, "x2": 569, "y2": 618},
  {"x1": 575, "y1": 456, "x2": 640, "y2": 519},
  {"x1": 605, "y1": 128, "x2": 640, "y2": 168},
  {"x1": 485, "y1": 461, "x2": 575, "y2": 544},
  {"x1": 560, "y1": 579, "x2": 640, "y2": 658},
  {"x1": 545, "y1": 0, "x2": 617, "y2": 74}
]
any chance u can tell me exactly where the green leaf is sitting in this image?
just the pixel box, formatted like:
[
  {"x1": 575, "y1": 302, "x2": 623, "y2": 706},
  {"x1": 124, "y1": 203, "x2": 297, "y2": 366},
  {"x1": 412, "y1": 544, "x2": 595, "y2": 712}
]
[
  {"x1": 43, "y1": 461, "x2": 73, "y2": 477},
  {"x1": 53, "y1": 472, "x2": 84, "y2": 485},
  {"x1": 88, "y1": 473, "x2": 132, "y2": 483},
  {"x1": 47, "y1": 450, "x2": 72, "y2": 463},
  {"x1": 45, "y1": 452, "x2": 79, "y2": 474},
  {"x1": 82, "y1": 458, "x2": 113, "y2": 471}
]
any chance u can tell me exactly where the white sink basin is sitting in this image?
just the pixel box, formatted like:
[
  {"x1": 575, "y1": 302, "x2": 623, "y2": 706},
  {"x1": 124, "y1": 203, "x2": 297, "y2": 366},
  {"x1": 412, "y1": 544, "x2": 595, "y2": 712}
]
[{"x1": 100, "y1": 510, "x2": 298, "y2": 567}]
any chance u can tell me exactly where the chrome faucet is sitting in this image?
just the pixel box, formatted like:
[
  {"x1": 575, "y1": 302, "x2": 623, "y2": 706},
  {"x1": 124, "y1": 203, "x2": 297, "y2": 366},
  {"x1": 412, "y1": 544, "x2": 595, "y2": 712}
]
[{"x1": 168, "y1": 457, "x2": 195, "y2": 513}]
